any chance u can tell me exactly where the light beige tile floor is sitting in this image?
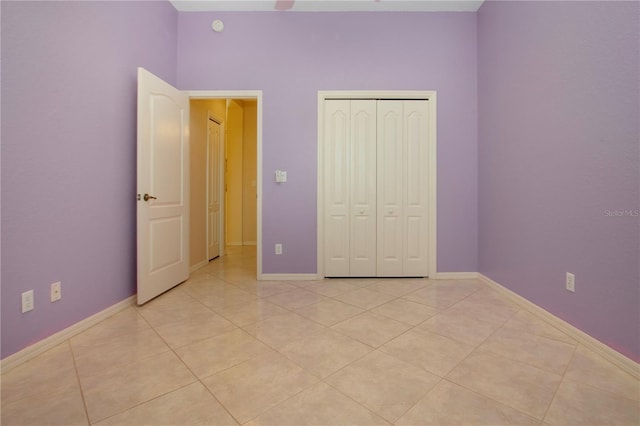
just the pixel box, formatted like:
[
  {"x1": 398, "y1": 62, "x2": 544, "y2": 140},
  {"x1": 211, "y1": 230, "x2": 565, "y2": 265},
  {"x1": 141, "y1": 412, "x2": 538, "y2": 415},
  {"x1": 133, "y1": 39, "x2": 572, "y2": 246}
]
[{"x1": 2, "y1": 246, "x2": 639, "y2": 426}]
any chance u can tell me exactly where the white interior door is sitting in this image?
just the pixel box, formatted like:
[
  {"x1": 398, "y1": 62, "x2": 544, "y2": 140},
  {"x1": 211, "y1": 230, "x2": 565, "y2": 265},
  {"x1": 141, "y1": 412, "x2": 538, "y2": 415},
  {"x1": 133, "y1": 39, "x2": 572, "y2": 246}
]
[
  {"x1": 137, "y1": 67, "x2": 189, "y2": 305},
  {"x1": 377, "y1": 101, "x2": 405, "y2": 276},
  {"x1": 402, "y1": 101, "x2": 430, "y2": 276},
  {"x1": 324, "y1": 100, "x2": 351, "y2": 276},
  {"x1": 207, "y1": 118, "x2": 222, "y2": 260},
  {"x1": 349, "y1": 100, "x2": 377, "y2": 276}
]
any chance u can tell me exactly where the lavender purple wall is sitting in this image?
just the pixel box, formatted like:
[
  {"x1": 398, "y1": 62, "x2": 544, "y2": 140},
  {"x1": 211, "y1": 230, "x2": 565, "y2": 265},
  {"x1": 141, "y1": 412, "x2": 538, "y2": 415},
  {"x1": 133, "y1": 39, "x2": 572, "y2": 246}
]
[
  {"x1": 177, "y1": 12, "x2": 479, "y2": 274},
  {"x1": 1, "y1": 1, "x2": 178, "y2": 358},
  {"x1": 478, "y1": 1, "x2": 640, "y2": 361}
]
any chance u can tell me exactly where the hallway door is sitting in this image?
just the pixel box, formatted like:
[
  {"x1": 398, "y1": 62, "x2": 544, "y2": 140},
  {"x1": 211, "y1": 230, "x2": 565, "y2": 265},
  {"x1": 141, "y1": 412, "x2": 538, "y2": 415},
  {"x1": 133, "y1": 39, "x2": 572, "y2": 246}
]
[{"x1": 207, "y1": 118, "x2": 222, "y2": 260}]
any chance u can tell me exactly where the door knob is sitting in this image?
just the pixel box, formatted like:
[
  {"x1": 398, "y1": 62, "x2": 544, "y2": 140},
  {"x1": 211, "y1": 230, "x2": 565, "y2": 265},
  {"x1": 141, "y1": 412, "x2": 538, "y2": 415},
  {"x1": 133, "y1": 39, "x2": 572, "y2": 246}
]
[{"x1": 143, "y1": 193, "x2": 157, "y2": 202}]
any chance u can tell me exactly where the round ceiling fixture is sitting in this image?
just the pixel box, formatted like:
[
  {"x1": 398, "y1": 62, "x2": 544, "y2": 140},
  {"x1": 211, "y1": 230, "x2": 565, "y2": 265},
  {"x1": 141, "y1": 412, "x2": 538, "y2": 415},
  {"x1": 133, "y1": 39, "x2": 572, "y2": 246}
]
[{"x1": 211, "y1": 20, "x2": 224, "y2": 32}]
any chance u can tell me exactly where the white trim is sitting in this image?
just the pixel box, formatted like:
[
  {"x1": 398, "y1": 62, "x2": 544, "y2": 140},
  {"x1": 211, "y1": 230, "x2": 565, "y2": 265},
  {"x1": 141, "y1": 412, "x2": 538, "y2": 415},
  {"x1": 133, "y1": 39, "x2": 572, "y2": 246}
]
[
  {"x1": 260, "y1": 273, "x2": 320, "y2": 281},
  {"x1": 317, "y1": 91, "x2": 437, "y2": 279},
  {"x1": 435, "y1": 272, "x2": 479, "y2": 280},
  {"x1": 0, "y1": 296, "x2": 136, "y2": 374},
  {"x1": 190, "y1": 260, "x2": 209, "y2": 273},
  {"x1": 185, "y1": 90, "x2": 263, "y2": 280},
  {"x1": 169, "y1": 1, "x2": 484, "y2": 13},
  {"x1": 479, "y1": 274, "x2": 640, "y2": 379}
]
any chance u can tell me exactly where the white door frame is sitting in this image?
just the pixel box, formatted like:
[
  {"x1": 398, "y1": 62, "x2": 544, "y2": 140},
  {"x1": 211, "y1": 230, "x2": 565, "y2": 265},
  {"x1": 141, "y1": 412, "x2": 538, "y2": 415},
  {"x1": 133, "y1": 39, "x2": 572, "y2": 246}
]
[
  {"x1": 317, "y1": 90, "x2": 437, "y2": 278},
  {"x1": 186, "y1": 90, "x2": 263, "y2": 279},
  {"x1": 206, "y1": 114, "x2": 224, "y2": 260}
]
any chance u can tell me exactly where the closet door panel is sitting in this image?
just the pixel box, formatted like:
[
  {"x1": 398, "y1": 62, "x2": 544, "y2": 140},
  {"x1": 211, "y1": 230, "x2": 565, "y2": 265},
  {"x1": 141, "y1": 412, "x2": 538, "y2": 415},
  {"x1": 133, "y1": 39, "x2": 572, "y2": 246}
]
[
  {"x1": 403, "y1": 101, "x2": 429, "y2": 276},
  {"x1": 377, "y1": 101, "x2": 404, "y2": 277},
  {"x1": 350, "y1": 101, "x2": 377, "y2": 276},
  {"x1": 324, "y1": 100, "x2": 351, "y2": 276}
]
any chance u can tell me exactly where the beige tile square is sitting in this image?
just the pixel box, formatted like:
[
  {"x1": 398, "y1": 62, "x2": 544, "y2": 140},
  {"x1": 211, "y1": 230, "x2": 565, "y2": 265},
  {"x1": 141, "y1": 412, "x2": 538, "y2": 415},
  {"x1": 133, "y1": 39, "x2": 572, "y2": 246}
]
[
  {"x1": 182, "y1": 274, "x2": 234, "y2": 292},
  {"x1": 416, "y1": 309, "x2": 500, "y2": 346},
  {"x1": 403, "y1": 280, "x2": 480, "y2": 309},
  {"x1": 285, "y1": 279, "x2": 328, "y2": 288},
  {"x1": 465, "y1": 286, "x2": 514, "y2": 304},
  {"x1": 303, "y1": 279, "x2": 360, "y2": 297},
  {"x1": 332, "y1": 312, "x2": 412, "y2": 348},
  {"x1": 444, "y1": 294, "x2": 519, "y2": 324},
  {"x1": 326, "y1": 351, "x2": 440, "y2": 422},
  {"x1": 380, "y1": 329, "x2": 474, "y2": 376},
  {"x1": 367, "y1": 279, "x2": 429, "y2": 297},
  {"x1": 216, "y1": 298, "x2": 290, "y2": 326},
  {"x1": 1, "y1": 343, "x2": 79, "y2": 406},
  {"x1": 545, "y1": 379, "x2": 640, "y2": 426},
  {"x1": 478, "y1": 327, "x2": 576, "y2": 374},
  {"x1": 295, "y1": 298, "x2": 364, "y2": 326},
  {"x1": 137, "y1": 285, "x2": 210, "y2": 321},
  {"x1": 265, "y1": 288, "x2": 329, "y2": 310},
  {"x1": 196, "y1": 285, "x2": 258, "y2": 311},
  {"x1": 447, "y1": 351, "x2": 562, "y2": 419},
  {"x1": 1, "y1": 381, "x2": 88, "y2": 426},
  {"x1": 137, "y1": 284, "x2": 225, "y2": 327},
  {"x1": 502, "y1": 310, "x2": 576, "y2": 344},
  {"x1": 79, "y1": 350, "x2": 196, "y2": 423},
  {"x1": 153, "y1": 311, "x2": 237, "y2": 348},
  {"x1": 396, "y1": 380, "x2": 538, "y2": 426},
  {"x1": 246, "y1": 382, "x2": 389, "y2": 426},
  {"x1": 70, "y1": 310, "x2": 160, "y2": 348},
  {"x1": 94, "y1": 382, "x2": 237, "y2": 426},
  {"x1": 175, "y1": 328, "x2": 273, "y2": 379},
  {"x1": 279, "y1": 328, "x2": 372, "y2": 378},
  {"x1": 371, "y1": 298, "x2": 438, "y2": 326},
  {"x1": 232, "y1": 280, "x2": 299, "y2": 298},
  {"x1": 243, "y1": 312, "x2": 326, "y2": 349},
  {"x1": 344, "y1": 278, "x2": 385, "y2": 287},
  {"x1": 71, "y1": 326, "x2": 170, "y2": 377},
  {"x1": 201, "y1": 351, "x2": 318, "y2": 424},
  {"x1": 332, "y1": 287, "x2": 397, "y2": 309},
  {"x1": 564, "y1": 345, "x2": 640, "y2": 401},
  {"x1": 138, "y1": 297, "x2": 222, "y2": 329}
]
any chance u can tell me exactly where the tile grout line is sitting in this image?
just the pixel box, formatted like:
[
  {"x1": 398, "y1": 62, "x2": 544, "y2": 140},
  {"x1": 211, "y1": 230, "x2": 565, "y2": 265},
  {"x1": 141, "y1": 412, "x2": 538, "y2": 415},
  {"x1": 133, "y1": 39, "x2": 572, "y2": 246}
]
[
  {"x1": 66, "y1": 339, "x2": 92, "y2": 425},
  {"x1": 538, "y1": 343, "x2": 579, "y2": 424}
]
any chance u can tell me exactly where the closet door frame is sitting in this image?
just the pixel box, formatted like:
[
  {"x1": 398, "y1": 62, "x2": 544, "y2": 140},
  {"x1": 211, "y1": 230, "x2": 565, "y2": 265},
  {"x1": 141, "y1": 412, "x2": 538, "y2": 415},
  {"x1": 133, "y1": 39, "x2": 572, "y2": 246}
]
[{"x1": 317, "y1": 91, "x2": 437, "y2": 278}]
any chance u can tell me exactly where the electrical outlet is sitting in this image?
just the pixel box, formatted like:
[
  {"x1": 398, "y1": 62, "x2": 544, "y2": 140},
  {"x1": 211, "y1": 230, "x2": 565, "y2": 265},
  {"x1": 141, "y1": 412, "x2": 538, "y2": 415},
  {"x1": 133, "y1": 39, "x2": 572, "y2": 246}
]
[
  {"x1": 22, "y1": 290, "x2": 34, "y2": 313},
  {"x1": 275, "y1": 243, "x2": 283, "y2": 255},
  {"x1": 51, "y1": 281, "x2": 62, "y2": 302},
  {"x1": 566, "y1": 272, "x2": 575, "y2": 292}
]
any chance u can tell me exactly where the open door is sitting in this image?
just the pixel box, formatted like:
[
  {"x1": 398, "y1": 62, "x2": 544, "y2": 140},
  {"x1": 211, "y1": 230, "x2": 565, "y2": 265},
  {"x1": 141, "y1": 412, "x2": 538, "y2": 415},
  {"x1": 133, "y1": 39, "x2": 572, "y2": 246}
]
[{"x1": 137, "y1": 68, "x2": 189, "y2": 305}]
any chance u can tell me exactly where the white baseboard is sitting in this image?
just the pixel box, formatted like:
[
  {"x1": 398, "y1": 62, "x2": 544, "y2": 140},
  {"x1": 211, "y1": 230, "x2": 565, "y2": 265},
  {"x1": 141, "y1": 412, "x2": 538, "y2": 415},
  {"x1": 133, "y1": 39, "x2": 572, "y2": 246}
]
[
  {"x1": 435, "y1": 272, "x2": 479, "y2": 280},
  {"x1": 190, "y1": 260, "x2": 208, "y2": 273},
  {"x1": 0, "y1": 295, "x2": 136, "y2": 374},
  {"x1": 259, "y1": 273, "x2": 320, "y2": 281},
  {"x1": 479, "y1": 274, "x2": 639, "y2": 379}
]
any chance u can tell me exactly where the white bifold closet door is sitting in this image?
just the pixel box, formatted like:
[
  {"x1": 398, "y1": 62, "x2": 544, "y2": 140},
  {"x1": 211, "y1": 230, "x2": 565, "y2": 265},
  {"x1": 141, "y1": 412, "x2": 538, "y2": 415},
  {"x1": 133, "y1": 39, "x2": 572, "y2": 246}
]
[{"x1": 324, "y1": 99, "x2": 429, "y2": 277}]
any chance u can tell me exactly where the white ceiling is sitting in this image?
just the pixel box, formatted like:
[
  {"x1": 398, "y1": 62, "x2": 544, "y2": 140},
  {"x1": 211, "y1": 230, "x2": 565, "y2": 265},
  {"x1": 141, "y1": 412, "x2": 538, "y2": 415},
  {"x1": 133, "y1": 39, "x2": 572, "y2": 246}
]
[{"x1": 170, "y1": 0, "x2": 484, "y2": 13}]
